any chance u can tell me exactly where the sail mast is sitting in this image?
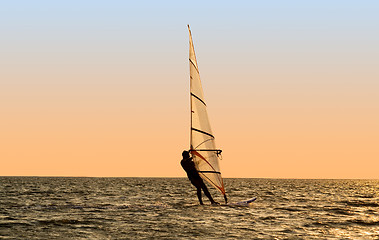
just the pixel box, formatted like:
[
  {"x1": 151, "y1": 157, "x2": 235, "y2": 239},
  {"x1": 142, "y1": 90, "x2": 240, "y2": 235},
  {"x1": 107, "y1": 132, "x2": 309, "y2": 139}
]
[{"x1": 188, "y1": 25, "x2": 193, "y2": 150}]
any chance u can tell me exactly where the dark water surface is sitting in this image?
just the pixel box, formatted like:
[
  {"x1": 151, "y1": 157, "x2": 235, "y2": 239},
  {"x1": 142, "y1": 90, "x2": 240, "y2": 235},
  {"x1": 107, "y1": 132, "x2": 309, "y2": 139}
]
[{"x1": 1, "y1": 177, "x2": 378, "y2": 239}]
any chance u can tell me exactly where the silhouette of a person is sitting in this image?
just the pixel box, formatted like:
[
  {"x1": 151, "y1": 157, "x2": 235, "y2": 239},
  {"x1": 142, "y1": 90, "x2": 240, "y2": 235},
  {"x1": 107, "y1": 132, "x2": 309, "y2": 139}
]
[{"x1": 181, "y1": 150, "x2": 218, "y2": 205}]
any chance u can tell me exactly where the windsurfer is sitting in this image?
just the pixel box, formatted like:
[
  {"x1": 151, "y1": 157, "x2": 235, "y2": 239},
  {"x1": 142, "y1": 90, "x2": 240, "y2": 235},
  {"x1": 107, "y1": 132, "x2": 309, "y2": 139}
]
[{"x1": 181, "y1": 150, "x2": 218, "y2": 205}]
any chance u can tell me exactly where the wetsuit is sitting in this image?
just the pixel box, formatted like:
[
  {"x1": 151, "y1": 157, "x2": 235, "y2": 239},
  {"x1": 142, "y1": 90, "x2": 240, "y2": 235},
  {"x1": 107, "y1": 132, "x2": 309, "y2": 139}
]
[{"x1": 181, "y1": 156, "x2": 216, "y2": 205}]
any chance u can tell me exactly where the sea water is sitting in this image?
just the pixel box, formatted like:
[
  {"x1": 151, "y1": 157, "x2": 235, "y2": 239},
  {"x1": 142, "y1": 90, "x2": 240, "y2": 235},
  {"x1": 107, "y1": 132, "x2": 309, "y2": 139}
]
[{"x1": 1, "y1": 177, "x2": 378, "y2": 239}]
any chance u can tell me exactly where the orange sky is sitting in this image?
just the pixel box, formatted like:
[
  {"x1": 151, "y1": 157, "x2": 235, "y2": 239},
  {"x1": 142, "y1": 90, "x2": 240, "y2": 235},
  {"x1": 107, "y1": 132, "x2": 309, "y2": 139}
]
[{"x1": 1, "y1": 1, "x2": 378, "y2": 178}]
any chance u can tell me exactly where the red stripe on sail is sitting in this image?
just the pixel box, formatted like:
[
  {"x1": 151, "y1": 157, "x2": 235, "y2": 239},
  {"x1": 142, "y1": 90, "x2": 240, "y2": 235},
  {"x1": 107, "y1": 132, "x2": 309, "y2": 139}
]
[{"x1": 191, "y1": 150, "x2": 225, "y2": 195}]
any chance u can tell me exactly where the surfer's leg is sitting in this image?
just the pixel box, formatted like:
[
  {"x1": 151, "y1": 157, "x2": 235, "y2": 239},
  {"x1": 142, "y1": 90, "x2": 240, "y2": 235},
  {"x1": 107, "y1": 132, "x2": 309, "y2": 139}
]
[
  {"x1": 196, "y1": 187, "x2": 203, "y2": 205},
  {"x1": 200, "y1": 182, "x2": 217, "y2": 204},
  {"x1": 191, "y1": 178, "x2": 204, "y2": 205}
]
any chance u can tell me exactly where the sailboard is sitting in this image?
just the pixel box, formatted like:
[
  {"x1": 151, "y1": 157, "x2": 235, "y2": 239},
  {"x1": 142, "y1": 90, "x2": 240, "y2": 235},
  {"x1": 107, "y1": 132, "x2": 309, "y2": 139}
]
[
  {"x1": 187, "y1": 25, "x2": 227, "y2": 203},
  {"x1": 229, "y1": 197, "x2": 257, "y2": 206},
  {"x1": 187, "y1": 25, "x2": 256, "y2": 205}
]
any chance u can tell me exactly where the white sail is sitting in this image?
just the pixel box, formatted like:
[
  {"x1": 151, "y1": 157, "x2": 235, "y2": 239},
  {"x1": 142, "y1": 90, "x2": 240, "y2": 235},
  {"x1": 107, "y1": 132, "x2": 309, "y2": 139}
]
[{"x1": 188, "y1": 25, "x2": 226, "y2": 199}]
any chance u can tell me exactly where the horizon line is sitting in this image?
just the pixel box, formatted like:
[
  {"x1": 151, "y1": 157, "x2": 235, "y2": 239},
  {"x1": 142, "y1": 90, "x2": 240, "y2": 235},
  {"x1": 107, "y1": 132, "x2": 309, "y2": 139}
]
[{"x1": 1, "y1": 175, "x2": 378, "y2": 180}]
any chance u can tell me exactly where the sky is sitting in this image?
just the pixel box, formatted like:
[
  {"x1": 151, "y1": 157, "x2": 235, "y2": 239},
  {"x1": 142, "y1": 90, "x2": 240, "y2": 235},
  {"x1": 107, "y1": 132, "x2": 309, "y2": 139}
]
[{"x1": 0, "y1": 1, "x2": 378, "y2": 178}]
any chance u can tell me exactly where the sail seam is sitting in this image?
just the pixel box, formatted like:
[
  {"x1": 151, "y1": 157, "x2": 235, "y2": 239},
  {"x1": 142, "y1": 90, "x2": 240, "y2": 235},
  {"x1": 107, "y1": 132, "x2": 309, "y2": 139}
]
[
  {"x1": 190, "y1": 93, "x2": 206, "y2": 106},
  {"x1": 189, "y1": 58, "x2": 199, "y2": 74},
  {"x1": 191, "y1": 128, "x2": 214, "y2": 138}
]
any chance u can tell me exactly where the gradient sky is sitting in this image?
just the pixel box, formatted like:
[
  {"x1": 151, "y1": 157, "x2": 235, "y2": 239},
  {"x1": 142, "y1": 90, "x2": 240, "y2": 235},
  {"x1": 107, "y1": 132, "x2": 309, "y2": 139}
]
[{"x1": 1, "y1": 1, "x2": 378, "y2": 178}]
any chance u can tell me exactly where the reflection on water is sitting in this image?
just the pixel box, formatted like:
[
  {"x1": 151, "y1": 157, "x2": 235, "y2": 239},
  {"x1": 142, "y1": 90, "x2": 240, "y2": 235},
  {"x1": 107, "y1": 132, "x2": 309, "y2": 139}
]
[{"x1": 0, "y1": 177, "x2": 378, "y2": 239}]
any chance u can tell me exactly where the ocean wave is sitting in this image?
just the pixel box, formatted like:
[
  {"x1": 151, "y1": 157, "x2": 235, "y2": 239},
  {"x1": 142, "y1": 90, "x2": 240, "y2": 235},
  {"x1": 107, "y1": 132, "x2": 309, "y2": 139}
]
[
  {"x1": 274, "y1": 207, "x2": 304, "y2": 212},
  {"x1": 341, "y1": 200, "x2": 379, "y2": 207},
  {"x1": 348, "y1": 219, "x2": 379, "y2": 226},
  {"x1": 0, "y1": 221, "x2": 34, "y2": 228},
  {"x1": 325, "y1": 207, "x2": 354, "y2": 215},
  {"x1": 305, "y1": 219, "x2": 379, "y2": 228},
  {"x1": 36, "y1": 219, "x2": 99, "y2": 228}
]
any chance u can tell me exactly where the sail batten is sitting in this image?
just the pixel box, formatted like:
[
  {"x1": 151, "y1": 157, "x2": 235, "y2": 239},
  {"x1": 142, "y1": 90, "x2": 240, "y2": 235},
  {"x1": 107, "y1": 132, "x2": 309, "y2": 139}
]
[
  {"x1": 191, "y1": 128, "x2": 214, "y2": 138},
  {"x1": 189, "y1": 59, "x2": 200, "y2": 74},
  {"x1": 188, "y1": 25, "x2": 226, "y2": 198},
  {"x1": 191, "y1": 93, "x2": 206, "y2": 106},
  {"x1": 198, "y1": 171, "x2": 222, "y2": 174}
]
